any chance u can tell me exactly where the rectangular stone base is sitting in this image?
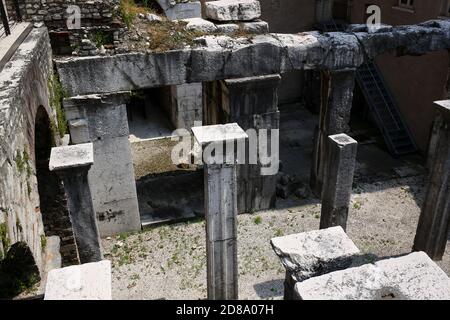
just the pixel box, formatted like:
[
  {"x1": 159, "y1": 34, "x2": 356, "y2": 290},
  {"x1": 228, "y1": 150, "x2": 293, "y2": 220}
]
[{"x1": 44, "y1": 260, "x2": 112, "y2": 300}]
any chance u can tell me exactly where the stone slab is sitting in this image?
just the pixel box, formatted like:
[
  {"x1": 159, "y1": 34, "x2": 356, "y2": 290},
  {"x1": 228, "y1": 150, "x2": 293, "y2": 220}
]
[
  {"x1": 49, "y1": 143, "x2": 94, "y2": 171},
  {"x1": 183, "y1": 18, "x2": 217, "y2": 33},
  {"x1": 295, "y1": 252, "x2": 450, "y2": 300},
  {"x1": 192, "y1": 123, "x2": 248, "y2": 145},
  {"x1": 205, "y1": 0, "x2": 261, "y2": 21},
  {"x1": 45, "y1": 260, "x2": 112, "y2": 300},
  {"x1": 271, "y1": 226, "x2": 360, "y2": 281}
]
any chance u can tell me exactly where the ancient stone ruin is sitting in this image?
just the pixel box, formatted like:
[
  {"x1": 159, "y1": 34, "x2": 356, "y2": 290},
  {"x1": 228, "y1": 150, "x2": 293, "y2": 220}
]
[{"x1": 0, "y1": 0, "x2": 449, "y2": 300}]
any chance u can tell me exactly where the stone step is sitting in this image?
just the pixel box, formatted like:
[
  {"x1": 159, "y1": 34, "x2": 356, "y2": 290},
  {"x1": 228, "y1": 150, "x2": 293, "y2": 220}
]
[
  {"x1": 205, "y1": 0, "x2": 261, "y2": 22},
  {"x1": 44, "y1": 260, "x2": 112, "y2": 300},
  {"x1": 295, "y1": 252, "x2": 450, "y2": 300}
]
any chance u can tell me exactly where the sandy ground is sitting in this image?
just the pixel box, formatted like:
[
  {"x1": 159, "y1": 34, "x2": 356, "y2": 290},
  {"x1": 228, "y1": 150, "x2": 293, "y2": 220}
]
[{"x1": 102, "y1": 174, "x2": 450, "y2": 300}]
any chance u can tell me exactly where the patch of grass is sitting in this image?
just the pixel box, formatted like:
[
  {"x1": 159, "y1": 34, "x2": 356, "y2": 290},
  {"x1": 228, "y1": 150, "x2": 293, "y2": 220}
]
[
  {"x1": 253, "y1": 216, "x2": 263, "y2": 225},
  {"x1": 353, "y1": 201, "x2": 362, "y2": 210},
  {"x1": 48, "y1": 75, "x2": 68, "y2": 138},
  {"x1": 120, "y1": 0, "x2": 148, "y2": 28},
  {"x1": 147, "y1": 20, "x2": 204, "y2": 52},
  {"x1": 0, "y1": 223, "x2": 10, "y2": 259},
  {"x1": 274, "y1": 229, "x2": 283, "y2": 237},
  {"x1": 40, "y1": 235, "x2": 47, "y2": 251},
  {"x1": 90, "y1": 30, "x2": 110, "y2": 47}
]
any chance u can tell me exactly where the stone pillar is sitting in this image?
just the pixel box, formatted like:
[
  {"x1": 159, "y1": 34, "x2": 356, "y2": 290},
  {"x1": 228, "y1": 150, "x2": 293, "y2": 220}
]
[
  {"x1": 211, "y1": 75, "x2": 281, "y2": 213},
  {"x1": 315, "y1": 0, "x2": 334, "y2": 22},
  {"x1": 168, "y1": 83, "x2": 203, "y2": 130},
  {"x1": 311, "y1": 69, "x2": 356, "y2": 197},
  {"x1": 64, "y1": 92, "x2": 141, "y2": 237},
  {"x1": 413, "y1": 100, "x2": 450, "y2": 261},
  {"x1": 49, "y1": 143, "x2": 102, "y2": 263},
  {"x1": 157, "y1": 0, "x2": 203, "y2": 131},
  {"x1": 192, "y1": 123, "x2": 248, "y2": 300},
  {"x1": 320, "y1": 134, "x2": 358, "y2": 231}
]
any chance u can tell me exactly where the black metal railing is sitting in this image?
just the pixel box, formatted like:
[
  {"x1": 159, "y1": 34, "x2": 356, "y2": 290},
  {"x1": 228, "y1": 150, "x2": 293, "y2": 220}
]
[{"x1": 0, "y1": 0, "x2": 11, "y2": 37}]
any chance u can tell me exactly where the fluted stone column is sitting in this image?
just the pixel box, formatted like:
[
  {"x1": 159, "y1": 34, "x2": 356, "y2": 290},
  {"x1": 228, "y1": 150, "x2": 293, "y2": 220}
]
[
  {"x1": 320, "y1": 134, "x2": 358, "y2": 231},
  {"x1": 414, "y1": 100, "x2": 450, "y2": 260},
  {"x1": 192, "y1": 123, "x2": 248, "y2": 300},
  {"x1": 49, "y1": 143, "x2": 102, "y2": 264},
  {"x1": 311, "y1": 69, "x2": 356, "y2": 197}
]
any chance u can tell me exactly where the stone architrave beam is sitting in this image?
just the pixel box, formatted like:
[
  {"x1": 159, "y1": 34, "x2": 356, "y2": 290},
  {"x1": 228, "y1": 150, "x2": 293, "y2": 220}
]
[{"x1": 55, "y1": 19, "x2": 450, "y2": 97}]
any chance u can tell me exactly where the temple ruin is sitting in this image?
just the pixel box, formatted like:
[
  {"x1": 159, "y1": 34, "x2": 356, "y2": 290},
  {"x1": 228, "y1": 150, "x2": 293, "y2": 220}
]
[{"x1": 0, "y1": 0, "x2": 449, "y2": 300}]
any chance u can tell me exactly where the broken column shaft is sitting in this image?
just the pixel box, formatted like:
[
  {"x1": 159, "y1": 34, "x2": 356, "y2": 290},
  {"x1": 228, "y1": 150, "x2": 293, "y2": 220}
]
[
  {"x1": 49, "y1": 143, "x2": 103, "y2": 264},
  {"x1": 311, "y1": 69, "x2": 356, "y2": 197},
  {"x1": 414, "y1": 100, "x2": 450, "y2": 260},
  {"x1": 320, "y1": 134, "x2": 358, "y2": 231},
  {"x1": 192, "y1": 123, "x2": 248, "y2": 300}
]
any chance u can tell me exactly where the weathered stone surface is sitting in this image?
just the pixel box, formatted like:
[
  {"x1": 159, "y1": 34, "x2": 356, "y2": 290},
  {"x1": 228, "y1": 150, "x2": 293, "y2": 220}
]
[
  {"x1": 45, "y1": 260, "x2": 112, "y2": 300},
  {"x1": 295, "y1": 252, "x2": 450, "y2": 300},
  {"x1": 271, "y1": 226, "x2": 360, "y2": 281},
  {"x1": 183, "y1": 18, "x2": 218, "y2": 33},
  {"x1": 56, "y1": 20, "x2": 450, "y2": 96},
  {"x1": 49, "y1": 144, "x2": 94, "y2": 171},
  {"x1": 193, "y1": 123, "x2": 248, "y2": 146},
  {"x1": 205, "y1": 0, "x2": 261, "y2": 22}
]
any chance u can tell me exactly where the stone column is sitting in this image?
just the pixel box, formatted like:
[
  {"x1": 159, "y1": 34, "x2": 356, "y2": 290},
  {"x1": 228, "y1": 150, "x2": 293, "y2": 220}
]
[
  {"x1": 315, "y1": 0, "x2": 334, "y2": 22},
  {"x1": 64, "y1": 92, "x2": 141, "y2": 237},
  {"x1": 320, "y1": 134, "x2": 358, "y2": 231},
  {"x1": 311, "y1": 69, "x2": 356, "y2": 197},
  {"x1": 49, "y1": 143, "x2": 102, "y2": 264},
  {"x1": 413, "y1": 100, "x2": 450, "y2": 261},
  {"x1": 192, "y1": 123, "x2": 248, "y2": 300},
  {"x1": 206, "y1": 75, "x2": 281, "y2": 213}
]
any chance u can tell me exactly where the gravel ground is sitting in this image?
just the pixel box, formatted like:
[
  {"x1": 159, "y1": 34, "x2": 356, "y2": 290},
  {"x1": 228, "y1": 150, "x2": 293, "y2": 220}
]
[{"x1": 102, "y1": 174, "x2": 450, "y2": 300}]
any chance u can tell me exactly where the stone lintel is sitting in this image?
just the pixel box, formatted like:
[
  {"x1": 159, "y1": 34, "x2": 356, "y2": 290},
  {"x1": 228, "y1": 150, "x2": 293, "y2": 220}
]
[
  {"x1": 49, "y1": 143, "x2": 94, "y2": 171},
  {"x1": 192, "y1": 123, "x2": 248, "y2": 146}
]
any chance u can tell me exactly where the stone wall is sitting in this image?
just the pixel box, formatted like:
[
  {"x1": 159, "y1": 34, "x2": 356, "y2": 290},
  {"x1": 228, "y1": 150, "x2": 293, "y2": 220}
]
[
  {"x1": 5, "y1": 0, "x2": 118, "y2": 26},
  {"x1": 0, "y1": 28, "x2": 60, "y2": 272}
]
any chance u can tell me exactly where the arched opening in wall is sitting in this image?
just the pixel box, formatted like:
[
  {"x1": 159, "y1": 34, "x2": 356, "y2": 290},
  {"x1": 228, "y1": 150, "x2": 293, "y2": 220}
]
[
  {"x1": 34, "y1": 107, "x2": 78, "y2": 266},
  {"x1": 0, "y1": 242, "x2": 40, "y2": 299},
  {"x1": 127, "y1": 88, "x2": 204, "y2": 226}
]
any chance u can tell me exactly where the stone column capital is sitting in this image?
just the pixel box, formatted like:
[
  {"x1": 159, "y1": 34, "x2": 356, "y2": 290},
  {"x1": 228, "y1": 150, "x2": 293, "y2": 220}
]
[{"x1": 49, "y1": 143, "x2": 94, "y2": 174}]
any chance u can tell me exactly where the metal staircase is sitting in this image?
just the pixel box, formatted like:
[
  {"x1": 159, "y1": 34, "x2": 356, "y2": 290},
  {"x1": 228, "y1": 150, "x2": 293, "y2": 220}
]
[
  {"x1": 356, "y1": 62, "x2": 417, "y2": 156},
  {"x1": 316, "y1": 20, "x2": 417, "y2": 156}
]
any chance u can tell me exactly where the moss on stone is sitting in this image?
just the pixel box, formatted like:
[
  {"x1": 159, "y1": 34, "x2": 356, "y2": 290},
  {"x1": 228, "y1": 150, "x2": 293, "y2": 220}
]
[
  {"x1": 48, "y1": 74, "x2": 68, "y2": 138},
  {"x1": 40, "y1": 235, "x2": 47, "y2": 251},
  {"x1": 0, "y1": 223, "x2": 10, "y2": 254}
]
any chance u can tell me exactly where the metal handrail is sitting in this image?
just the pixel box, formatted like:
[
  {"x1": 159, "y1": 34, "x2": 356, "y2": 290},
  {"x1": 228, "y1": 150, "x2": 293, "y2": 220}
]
[{"x1": 0, "y1": 0, "x2": 11, "y2": 36}]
